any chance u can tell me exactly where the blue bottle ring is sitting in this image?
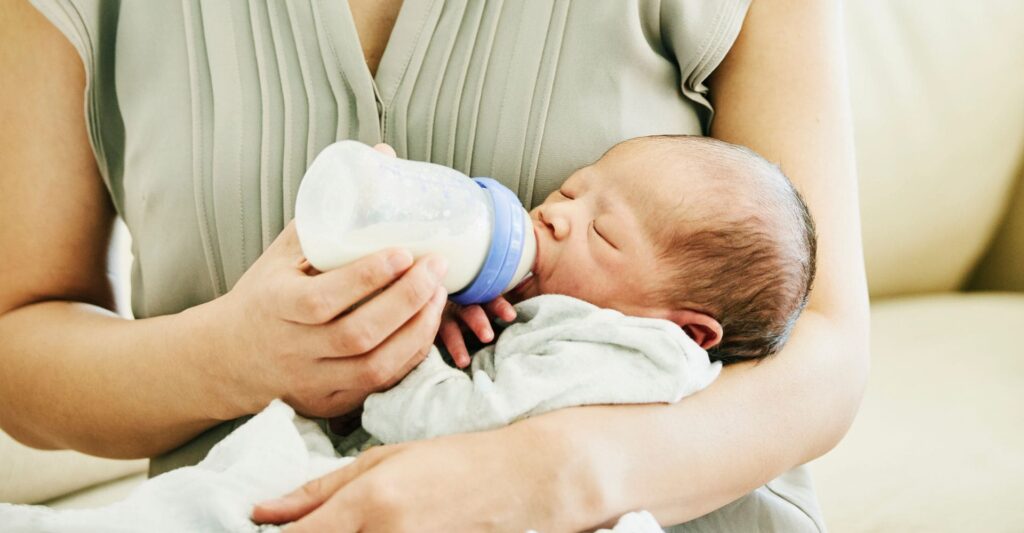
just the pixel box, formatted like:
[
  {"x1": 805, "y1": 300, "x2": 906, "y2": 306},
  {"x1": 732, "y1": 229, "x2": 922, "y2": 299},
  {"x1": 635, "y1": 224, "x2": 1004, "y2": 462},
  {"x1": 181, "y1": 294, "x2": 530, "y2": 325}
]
[{"x1": 450, "y1": 178, "x2": 526, "y2": 305}]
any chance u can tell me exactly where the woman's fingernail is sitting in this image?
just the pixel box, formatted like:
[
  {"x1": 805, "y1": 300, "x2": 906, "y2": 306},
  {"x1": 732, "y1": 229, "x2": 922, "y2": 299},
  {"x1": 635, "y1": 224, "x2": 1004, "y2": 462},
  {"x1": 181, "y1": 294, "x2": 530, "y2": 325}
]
[{"x1": 388, "y1": 250, "x2": 413, "y2": 273}]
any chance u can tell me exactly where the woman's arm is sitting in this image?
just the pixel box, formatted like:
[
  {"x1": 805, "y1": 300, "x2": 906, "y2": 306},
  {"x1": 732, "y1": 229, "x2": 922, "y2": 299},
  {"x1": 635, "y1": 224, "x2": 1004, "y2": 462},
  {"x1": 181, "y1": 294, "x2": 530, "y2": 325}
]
[
  {"x1": 0, "y1": 1, "x2": 446, "y2": 459},
  {"x1": 526, "y1": 0, "x2": 870, "y2": 526},
  {"x1": 251, "y1": 2, "x2": 869, "y2": 530},
  {"x1": 0, "y1": 1, "x2": 220, "y2": 457}
]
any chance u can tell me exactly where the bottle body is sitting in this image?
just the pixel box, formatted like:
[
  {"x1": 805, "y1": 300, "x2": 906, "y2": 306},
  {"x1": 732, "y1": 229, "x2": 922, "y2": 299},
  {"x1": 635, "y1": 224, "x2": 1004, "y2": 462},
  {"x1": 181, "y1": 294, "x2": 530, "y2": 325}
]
[{"x1": 295, "y1": 141, "x2": 536, "y2": 304}]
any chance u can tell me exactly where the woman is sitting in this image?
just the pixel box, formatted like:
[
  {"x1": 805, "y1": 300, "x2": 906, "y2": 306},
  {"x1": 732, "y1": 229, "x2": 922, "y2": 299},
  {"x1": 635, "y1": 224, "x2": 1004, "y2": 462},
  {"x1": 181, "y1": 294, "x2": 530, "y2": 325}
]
[{"x1": 0, "y1": 0, "x2": 868, "y2": 530}]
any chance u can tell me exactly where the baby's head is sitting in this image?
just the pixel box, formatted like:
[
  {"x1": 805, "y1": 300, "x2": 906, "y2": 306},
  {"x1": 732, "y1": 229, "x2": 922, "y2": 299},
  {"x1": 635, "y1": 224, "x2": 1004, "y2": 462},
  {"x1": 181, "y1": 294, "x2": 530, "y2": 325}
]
[{"x1": 510, "y1": 135, "x2": 816, "y2": 363}]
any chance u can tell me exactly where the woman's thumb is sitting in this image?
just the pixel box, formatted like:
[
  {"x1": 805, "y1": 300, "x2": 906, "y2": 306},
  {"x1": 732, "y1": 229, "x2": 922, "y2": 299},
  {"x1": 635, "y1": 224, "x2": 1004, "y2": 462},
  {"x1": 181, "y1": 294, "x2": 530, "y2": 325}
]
[{"x1": 252, "y1": 471, "x2": 343, "y2": 524}]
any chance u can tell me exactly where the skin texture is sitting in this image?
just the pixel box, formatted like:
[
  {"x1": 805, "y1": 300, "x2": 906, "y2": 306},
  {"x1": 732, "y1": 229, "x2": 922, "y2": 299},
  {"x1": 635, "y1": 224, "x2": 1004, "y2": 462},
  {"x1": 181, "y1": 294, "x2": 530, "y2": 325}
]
[
  {"x1": 255, "y1": 0, "x2": 869, "y2": 531},
  {"x1": 347, "y1": 0, "x2": 403, "y2": 76},
  {"x1": 1, "y1": 0, "x2": 868, "y2": 530}
]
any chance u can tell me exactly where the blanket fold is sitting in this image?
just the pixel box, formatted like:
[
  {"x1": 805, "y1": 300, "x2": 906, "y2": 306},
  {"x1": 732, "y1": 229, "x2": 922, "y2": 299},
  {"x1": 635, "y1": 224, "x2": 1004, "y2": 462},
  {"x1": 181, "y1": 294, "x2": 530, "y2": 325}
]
[{"x1": 364, "y1": 294, "x2": 721, "y2": 444}]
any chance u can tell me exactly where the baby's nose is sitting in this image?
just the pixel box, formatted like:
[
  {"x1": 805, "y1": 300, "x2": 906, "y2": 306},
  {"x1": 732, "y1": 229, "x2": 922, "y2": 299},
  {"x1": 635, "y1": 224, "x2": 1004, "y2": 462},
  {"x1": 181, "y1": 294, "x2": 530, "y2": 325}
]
[{"x1": 539, "y1": 207, "x2": 570, "y2": 240}]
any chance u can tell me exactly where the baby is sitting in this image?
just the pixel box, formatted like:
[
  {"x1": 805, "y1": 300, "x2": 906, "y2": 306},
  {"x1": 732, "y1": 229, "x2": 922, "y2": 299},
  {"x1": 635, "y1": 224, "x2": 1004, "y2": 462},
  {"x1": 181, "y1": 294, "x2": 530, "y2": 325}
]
[
  {"x1": 335, "y1": 134, "x2": 816, "y2": 448},
  {"x1": 442, "y1": 134, "x2": 816, "y2": 367}
]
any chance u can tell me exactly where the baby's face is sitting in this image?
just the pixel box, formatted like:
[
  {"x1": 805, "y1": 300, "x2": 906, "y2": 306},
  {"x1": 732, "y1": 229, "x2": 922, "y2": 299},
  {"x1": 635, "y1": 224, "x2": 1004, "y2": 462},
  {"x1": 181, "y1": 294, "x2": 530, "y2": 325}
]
[{"x1": 508, "y1": 144, "x2": 676, "y2": 315}]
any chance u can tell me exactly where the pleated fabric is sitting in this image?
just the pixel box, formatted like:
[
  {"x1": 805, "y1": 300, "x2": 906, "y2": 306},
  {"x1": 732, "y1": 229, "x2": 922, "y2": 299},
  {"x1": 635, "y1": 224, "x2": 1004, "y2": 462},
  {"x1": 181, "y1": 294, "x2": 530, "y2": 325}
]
[
  {"x1": 25, "y1": 8, "x2": 835, "y2": 527},
  {"x1": 32, "y1": 0, "x2": 749, "y2": 318},
  {"x1": 28, "y1": 3, "x2": 830, "y2": 529}
]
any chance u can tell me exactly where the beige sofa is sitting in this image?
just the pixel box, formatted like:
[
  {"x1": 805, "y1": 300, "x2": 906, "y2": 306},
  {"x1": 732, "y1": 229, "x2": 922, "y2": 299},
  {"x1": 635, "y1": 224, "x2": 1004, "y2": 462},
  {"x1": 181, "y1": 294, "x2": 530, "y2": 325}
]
[
  {"x1": 2, "y1": 1, "x2": 1022, "y2": 530},
  {"x1": 810, "y1": 2, "x2": 1024, "y2": 531}
]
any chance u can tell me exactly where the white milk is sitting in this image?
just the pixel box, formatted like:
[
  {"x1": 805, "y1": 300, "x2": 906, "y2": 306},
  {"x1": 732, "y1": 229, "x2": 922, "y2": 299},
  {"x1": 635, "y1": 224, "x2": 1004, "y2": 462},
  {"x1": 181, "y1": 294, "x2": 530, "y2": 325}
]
[{"x1": 295, "y1": 141, "x2": 536, "y2": 298}]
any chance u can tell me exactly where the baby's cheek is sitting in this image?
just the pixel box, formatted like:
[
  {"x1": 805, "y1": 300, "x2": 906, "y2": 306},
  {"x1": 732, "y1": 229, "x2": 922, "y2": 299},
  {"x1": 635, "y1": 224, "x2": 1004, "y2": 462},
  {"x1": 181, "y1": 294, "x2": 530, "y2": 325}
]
[{"x1": 548, "y1": 273, "x2": 598, "y2": 302}]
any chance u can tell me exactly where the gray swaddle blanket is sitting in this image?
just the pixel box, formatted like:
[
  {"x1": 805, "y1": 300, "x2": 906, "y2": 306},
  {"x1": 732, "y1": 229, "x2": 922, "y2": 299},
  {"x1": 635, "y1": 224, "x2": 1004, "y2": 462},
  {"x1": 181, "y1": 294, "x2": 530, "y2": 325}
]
[{"x1": 363, "y1": 294, "x2": 723, "y2": 444}]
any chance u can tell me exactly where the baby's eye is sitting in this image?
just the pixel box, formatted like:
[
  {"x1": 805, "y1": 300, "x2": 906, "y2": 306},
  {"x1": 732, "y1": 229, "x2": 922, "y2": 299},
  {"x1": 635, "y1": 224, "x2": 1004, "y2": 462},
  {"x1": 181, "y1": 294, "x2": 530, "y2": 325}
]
[
  {"x1": 558, "y1": 189, "x2": 574, "y2": 199},
  {"x1": 590, "y1": 221, "x2": 615, "y2": 248}
]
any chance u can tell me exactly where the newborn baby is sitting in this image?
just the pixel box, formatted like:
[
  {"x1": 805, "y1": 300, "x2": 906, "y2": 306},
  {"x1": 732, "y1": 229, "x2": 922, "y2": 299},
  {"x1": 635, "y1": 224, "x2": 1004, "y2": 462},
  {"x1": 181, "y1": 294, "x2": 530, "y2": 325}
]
[
  {"x1": 334, "y1": 134, "x2": 817, "y2": 448},
  {"x1": 443, "y1": 134, "x2": 817, "y2": 367}
]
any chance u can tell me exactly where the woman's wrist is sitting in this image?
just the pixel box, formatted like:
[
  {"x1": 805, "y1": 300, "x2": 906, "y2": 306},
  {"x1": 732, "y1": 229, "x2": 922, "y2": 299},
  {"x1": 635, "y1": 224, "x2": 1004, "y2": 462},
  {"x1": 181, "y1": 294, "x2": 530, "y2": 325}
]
[
  {"x1": 176, "y1": 295, "x2": 271, "y2": 421},
  {"x1": 513, "y1": 409, "x2": 623, "y2": 531}
]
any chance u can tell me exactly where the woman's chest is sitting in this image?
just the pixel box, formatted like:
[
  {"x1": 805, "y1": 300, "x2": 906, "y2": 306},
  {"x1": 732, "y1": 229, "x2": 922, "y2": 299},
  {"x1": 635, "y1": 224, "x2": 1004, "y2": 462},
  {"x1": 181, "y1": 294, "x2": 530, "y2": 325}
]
[
  {"x1": 109, "y1": 0, "x2": 706, "y2": 314},
  {"x1": 346, "y1": 0, "x2": 404, "y2": 76}
]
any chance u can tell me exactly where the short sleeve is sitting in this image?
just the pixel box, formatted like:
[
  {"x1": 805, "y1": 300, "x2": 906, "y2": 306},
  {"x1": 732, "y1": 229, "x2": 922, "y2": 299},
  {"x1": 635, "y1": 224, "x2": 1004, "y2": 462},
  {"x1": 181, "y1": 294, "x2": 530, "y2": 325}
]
[
  {"x1": 30, "y1": 0, "x2": 102, "y2": 59},
  {"x1": 29, "y1": 0, "x2": 122, "y2": 203},
  {"x1": 660, "y1": 0, "x2": 751, "y2": 126}
]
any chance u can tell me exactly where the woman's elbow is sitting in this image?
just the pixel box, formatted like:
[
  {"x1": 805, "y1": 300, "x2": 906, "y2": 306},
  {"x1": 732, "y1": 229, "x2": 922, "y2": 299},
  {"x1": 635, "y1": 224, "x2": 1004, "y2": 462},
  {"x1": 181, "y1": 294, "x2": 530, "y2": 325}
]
[
  {"x1": 0, "y1": 411, "x2": 64, "y2": 452},
  {"x1": 808, "y1": 312, "x2": 871, "y2": 459}
]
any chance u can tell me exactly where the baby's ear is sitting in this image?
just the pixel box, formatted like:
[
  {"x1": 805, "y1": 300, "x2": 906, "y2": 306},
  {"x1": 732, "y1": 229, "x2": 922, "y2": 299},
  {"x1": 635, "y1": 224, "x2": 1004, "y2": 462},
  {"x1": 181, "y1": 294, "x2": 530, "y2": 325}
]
[{"x1": 663, "y1": 309, "x2": 723, "y2": 350}]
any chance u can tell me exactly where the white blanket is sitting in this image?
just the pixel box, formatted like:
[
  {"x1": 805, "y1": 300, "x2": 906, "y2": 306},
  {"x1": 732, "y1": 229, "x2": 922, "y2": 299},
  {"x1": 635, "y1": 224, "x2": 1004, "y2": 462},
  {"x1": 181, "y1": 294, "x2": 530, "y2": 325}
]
[
  {"x1": 1, "y1": 295, "x2": 715, "y2": 532},
  {"x1": 0, "y1": 402, "x2": 342, "y2": 532},
  {"x1": 0, "y1": 402, "x2": 663, "y2": 532}
]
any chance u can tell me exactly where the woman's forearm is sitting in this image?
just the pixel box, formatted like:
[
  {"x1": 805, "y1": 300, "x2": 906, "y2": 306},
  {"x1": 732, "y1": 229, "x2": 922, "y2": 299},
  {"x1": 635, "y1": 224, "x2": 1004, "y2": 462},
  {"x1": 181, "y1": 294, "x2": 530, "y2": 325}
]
[
  {"x1": 0, "y1": 298, "x2": 244, "y2": 459},
  {"x1": 529, "y1": 309, "x2": 869, "y2": 529},
  {"x1": 525, "y1": 0, "x2": 874, "y2": 525},
  {"x1": 0, "y1": 3, "x2": 252, "y2": 460}
]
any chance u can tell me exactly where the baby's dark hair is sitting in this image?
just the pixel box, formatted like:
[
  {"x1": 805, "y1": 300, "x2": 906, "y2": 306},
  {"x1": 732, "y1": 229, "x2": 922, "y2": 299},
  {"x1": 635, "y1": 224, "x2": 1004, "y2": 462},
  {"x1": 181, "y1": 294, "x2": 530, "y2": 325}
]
[{"x1": 623, "y1": 135, "x2": 817, "y2": 364}]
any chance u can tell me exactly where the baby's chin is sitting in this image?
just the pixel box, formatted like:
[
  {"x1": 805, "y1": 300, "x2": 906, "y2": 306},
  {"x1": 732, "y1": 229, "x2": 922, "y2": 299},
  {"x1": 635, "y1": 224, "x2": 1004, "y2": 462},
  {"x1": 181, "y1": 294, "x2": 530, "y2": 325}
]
[{"x1": 505, "y1": 271, "x2": 540, "y2": 305}]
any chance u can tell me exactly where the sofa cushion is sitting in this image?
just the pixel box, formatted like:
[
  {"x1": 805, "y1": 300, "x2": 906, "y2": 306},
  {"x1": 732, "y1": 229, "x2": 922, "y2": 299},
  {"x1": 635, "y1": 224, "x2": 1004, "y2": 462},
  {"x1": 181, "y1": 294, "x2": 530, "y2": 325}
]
[
  {"x1": 846, "y1": 0, "x2": 1024, "y2": 297},
  {"x1": 812, "y1": 293, "x2": 1024, "y2": 531},
  {"x1": 0, "y1": 431, "x2": 146, "y2": 505},
  {"x1": 45, "y1": 472, "x2": 146, "y2": 510},
  {"x1": 970, "y1": 163, "x2": 1024, "y2": 292}
]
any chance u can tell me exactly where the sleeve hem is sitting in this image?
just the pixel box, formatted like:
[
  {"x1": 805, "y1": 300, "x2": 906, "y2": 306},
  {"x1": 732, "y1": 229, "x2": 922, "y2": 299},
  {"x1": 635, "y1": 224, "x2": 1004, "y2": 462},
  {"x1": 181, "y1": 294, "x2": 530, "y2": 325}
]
[
  {"x1": 28, "y1": 0, "x2": 109, "y2": 185},
  {"x1": 677, "y1": 0, "x2": 752, "y2": 130}
]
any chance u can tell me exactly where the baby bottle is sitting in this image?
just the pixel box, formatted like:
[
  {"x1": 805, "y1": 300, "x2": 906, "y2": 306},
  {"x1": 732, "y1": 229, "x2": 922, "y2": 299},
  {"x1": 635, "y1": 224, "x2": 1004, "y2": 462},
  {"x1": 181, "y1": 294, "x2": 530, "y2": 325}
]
[{"x1": 294, "y1": 140, "x2": 536, "y2": 305}]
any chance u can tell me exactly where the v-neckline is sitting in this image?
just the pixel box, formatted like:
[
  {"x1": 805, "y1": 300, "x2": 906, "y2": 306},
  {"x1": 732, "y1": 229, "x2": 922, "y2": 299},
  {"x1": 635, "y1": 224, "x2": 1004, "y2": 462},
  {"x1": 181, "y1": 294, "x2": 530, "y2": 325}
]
[{"x1": 337, "y1": 0, "x2": 436, "y2": 109}]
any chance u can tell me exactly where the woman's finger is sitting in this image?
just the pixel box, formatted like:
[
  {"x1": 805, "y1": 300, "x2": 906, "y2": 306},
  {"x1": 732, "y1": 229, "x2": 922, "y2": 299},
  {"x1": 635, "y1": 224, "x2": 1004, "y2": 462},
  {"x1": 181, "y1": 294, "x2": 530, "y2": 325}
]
[
  {"x1": 253, "y1": 446, "x2": 397, "y2": 523},
  {"x1": 251, "y1": 472, "x2": 346, "y2": 525},
  {"x1": 280, "y1": 248, "x2": 413, "y2": 325},
  {"x1": 283, "y1": 496, "x2": 362, "y2": 533},
  {"x1": 252, "y1": 447, "x2": 392, "y2": 526},
  {"x1": 319, "y1": 286, "x2": 446, "y2": 391},
  {"x1": 438, "y1": 318, "x2": 470, "y2": 368},
  {"x1": 378, "y1": 333, "x2": 437, "y2": 390},
  {"x1": 457, "y1": 305, "x2": 493, "y2": 343},
  {"x1": 317, "y1": 255, "x2": 445, "y2": 355},
  {"x1": 284, "y1": 447, "x2": 403, "y2": 532}
]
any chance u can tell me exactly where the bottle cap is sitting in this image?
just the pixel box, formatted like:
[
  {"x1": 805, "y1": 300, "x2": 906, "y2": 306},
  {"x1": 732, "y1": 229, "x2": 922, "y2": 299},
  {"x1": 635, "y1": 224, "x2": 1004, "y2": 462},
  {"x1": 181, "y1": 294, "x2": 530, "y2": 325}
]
[{"x1": 450, "y1": 178, "x2": 529, "y2": 305}]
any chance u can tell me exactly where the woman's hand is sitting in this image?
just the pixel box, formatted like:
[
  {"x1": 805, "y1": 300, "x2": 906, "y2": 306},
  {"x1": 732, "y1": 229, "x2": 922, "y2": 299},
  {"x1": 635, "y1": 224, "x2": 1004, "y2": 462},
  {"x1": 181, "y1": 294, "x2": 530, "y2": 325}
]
[
  {"x1": 251, "y1": 421, "x2": 590, "y2": 532},
  {"x1": 207, "y1": 220, "x2": 449, "y2": 419},
  {"x1": 437, "y1": 296, "x2": 516, "y2": 367}
]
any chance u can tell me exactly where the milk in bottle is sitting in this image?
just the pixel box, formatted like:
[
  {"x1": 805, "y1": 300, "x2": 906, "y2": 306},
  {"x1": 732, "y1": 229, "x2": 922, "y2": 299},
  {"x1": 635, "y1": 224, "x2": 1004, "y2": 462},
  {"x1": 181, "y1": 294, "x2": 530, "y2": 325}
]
[{"x1": 294, "y1": 141, "x2": 536, "y2": 305}]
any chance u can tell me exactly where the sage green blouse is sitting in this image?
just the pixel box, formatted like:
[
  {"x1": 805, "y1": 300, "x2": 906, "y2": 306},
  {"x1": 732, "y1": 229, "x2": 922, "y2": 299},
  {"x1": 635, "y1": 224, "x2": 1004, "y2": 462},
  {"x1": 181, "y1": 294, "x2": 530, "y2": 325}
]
[{"x1": 32, "y1": 1, "x2": 824, "y2": 530}]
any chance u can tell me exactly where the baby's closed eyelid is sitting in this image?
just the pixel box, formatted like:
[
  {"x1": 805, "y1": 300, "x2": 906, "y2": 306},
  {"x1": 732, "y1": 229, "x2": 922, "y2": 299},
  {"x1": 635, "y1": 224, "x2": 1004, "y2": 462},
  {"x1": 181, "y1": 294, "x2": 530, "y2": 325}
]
[{"x1": 591, "y1": 220, "x2": 618, "y2": 249}]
